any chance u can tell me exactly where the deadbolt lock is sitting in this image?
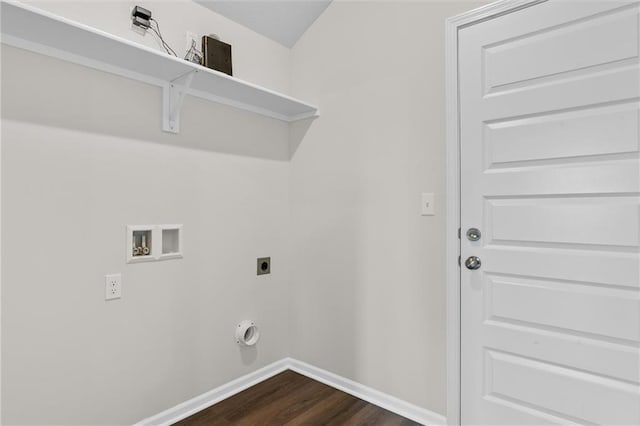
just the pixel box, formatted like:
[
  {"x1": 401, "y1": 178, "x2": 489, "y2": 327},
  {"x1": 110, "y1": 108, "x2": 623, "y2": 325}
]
[{"x1": 466, "y1": 228, "x2": 481, "y2": 241}]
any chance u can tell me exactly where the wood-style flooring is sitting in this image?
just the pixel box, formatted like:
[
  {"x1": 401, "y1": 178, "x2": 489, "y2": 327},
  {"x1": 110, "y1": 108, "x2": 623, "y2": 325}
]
[{"x1": 174, "y1": 370, "x2": 422, "y2": 425}]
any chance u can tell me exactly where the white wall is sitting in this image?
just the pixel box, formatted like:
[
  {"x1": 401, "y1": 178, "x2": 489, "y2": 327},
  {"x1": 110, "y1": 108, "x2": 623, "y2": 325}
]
[
  {"x1": 1, "y1": 1, "x2": 293, "y2": 424},
  {"x1": 289, "y1": 0, "x2": 485, "y2": 416}
]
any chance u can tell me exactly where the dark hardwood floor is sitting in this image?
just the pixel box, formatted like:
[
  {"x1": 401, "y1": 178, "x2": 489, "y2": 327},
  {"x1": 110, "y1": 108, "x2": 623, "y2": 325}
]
[{"x1": 174, "y1": 370, "x2": 422, "y2": 425}]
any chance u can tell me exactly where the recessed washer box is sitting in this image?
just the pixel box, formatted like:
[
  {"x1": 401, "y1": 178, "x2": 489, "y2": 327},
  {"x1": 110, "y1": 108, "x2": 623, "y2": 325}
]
[
  {"x1": 126, "y1": 225, "x2": 155, "y2": 263},
  {"x1": 160, "y1": 225, "x2": 183, "y2": 260},
  {"x1": 126, "y1": 225, "x2": 183, "y2": 263}
]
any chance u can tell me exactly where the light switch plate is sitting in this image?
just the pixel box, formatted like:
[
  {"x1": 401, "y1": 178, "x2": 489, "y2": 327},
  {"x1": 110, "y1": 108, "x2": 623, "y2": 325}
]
[{"x1": 421, "y1": 193, "x2": 435, "y2": 216}]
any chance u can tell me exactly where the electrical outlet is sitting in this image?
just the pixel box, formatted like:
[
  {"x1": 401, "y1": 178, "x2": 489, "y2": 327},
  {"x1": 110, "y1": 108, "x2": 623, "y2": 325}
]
[
  {"x1": 185, "y1": 31, "x2": 198, "y2": 54},
  {"x1": 257, "y1": 257, "x2": 271, "y2": 275},
  {"x1": 105, "y1": 274, "x2": 122, "y2": 300}
]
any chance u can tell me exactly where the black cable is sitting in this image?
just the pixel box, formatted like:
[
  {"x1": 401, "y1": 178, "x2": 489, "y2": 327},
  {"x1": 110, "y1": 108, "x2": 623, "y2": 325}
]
[
  {"x1": 150, "y1": 19, "x2": 173, "y2": 53},
  {"x1": 150, "y1": 25, "x2": 177, "y2": 57},
  {"x1": 148, "y1": 25, "x2": 171, "y2": 55},
  {"x1": 150, "y1": 26, "x2": 175, "y2": 56},
  {"x1": 149, "y1": 18, "x2": 177, "y2": 57}
]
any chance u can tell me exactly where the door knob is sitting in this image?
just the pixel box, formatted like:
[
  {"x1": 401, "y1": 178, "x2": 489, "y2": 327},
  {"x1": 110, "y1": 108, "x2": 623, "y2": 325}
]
[
  {"x1": 465, "y1": 256, "x2": 481, "y2": 270},
  {"x1": 466, "y1": 228, "x2": 481, "y2": 241}
]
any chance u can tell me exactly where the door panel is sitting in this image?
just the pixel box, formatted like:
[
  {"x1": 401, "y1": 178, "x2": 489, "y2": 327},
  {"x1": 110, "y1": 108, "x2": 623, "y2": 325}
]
[
  {"x1": 484, "y1": 322, "x2": 640, "y2": 384},
  {"x1": 486, "y1": 349, "x2": 640, "y2": 426},
  {"x1": 482, "y1": 160, "x2": 639, "y2": 195},
  {"x1": 484, "y1": 104, "x2": 639, "y2": 167},
  {"x1": 483, "y1": 247, "x2": 638, "y2": 288},
  {"x1": 487, "y1": 274, "x2": 640, "y2": 342},
  {"x1": 487, "y1": 197, "x2": 640, "y2": 247},
  {"x1": 484, "y1": 6, "x2": 639, "y2": 93},
  {"x1": 459, "y1": 1, "x2": 640, "y2": 424}
]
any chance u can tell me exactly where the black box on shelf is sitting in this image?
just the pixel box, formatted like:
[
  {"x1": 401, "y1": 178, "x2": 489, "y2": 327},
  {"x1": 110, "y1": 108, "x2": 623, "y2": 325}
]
[{"x1": 202, "y1": 35, "x2": 232, "y2": 76}]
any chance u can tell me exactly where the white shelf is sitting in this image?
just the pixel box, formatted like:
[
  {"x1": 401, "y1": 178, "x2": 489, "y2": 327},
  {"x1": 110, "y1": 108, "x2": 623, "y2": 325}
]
[{"x1": 0, "y1": 1, "x2": 319, "y2": 133}]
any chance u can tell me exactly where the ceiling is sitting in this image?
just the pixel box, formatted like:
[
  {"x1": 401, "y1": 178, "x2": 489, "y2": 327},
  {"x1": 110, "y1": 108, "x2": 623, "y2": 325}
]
[{"x1": 195, "y1": 0, "x2": 332, "y2": 48}]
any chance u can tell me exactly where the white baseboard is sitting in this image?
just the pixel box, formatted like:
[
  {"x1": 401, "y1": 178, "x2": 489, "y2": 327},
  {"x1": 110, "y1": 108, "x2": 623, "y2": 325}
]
[
  {"x1": 135, "y1": 359, "x2": 289, "y2": 426},
  {"x1": 135, "y1": 357, "x2": 446, "y2": 426},
  {"x1": 288, "y1": 358, "x2": 446, "y2": 426}
]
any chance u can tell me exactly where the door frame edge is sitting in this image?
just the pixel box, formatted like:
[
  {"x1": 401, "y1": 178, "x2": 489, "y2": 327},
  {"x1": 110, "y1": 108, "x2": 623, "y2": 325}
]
[{"x1": 444, "y1": 1, "x2": 546, "y2": 424}]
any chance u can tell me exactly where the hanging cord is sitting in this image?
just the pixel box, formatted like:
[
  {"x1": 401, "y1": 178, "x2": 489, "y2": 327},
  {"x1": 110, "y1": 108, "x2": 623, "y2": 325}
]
[{"x1": 149, "y1": 18, "x2": 178, "y2": 57}]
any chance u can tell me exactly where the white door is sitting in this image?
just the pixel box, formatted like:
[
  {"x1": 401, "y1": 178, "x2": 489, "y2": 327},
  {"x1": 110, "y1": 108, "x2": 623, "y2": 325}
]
[{"x1": 459, "y1": 1, "x2": 640, "y2": 424}]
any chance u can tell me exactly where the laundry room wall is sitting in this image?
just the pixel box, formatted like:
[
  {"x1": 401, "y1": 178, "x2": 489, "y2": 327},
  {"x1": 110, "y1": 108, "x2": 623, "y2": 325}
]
[
  {"x1": 1, "y1": 1, "x2": 293, "y2": 424},
  {"x1": 289, "y1": 0, "x2": 486, "y2": 415}
]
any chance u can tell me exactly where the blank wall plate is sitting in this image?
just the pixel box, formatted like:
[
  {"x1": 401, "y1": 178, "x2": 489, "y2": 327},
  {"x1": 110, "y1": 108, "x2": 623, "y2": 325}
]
[{"x1": 421, "y1": 193, "x2": 435, "y2": 216}]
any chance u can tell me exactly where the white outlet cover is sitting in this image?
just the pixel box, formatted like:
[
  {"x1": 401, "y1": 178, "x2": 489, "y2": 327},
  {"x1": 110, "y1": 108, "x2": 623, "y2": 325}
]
[
  {"x1": 105, "y1": 273, "x2": 122, "y2": 300},
  {"x1": 421, "y1": 193, "x2": 435, "y2": 216}
]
